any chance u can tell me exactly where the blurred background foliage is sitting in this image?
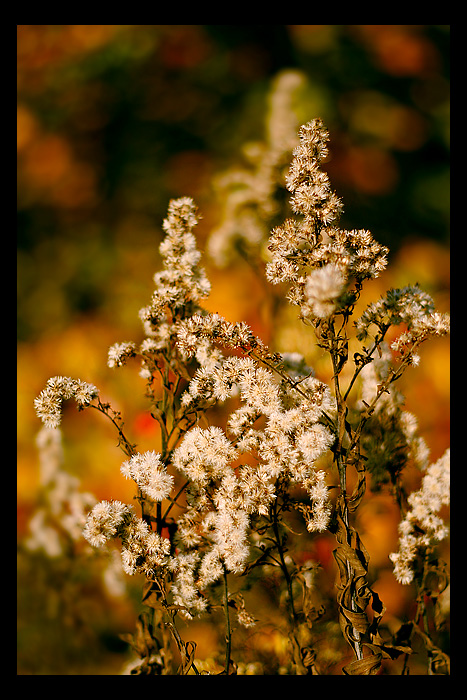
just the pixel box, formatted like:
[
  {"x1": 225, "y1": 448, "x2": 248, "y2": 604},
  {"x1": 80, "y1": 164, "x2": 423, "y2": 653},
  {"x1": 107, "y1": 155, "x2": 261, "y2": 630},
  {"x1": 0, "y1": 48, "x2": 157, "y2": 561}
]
[{"x1": 18, "y1": 25, "x2": 449, "y2": 674}]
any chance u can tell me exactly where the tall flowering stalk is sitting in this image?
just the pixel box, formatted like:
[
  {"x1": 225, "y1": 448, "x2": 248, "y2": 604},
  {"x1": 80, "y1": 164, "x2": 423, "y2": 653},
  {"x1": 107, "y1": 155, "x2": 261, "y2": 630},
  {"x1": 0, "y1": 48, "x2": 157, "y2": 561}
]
[{"x1": 34, "y1": 120, "x2": 449, "y2": 675}]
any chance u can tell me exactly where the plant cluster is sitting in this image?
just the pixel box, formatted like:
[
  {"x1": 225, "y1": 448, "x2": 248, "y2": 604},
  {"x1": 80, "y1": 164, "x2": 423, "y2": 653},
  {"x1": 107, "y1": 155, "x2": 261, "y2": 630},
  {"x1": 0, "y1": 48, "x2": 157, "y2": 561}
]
[{"x1": 34, "y1": 117, "x2": 449, "y2": 675}]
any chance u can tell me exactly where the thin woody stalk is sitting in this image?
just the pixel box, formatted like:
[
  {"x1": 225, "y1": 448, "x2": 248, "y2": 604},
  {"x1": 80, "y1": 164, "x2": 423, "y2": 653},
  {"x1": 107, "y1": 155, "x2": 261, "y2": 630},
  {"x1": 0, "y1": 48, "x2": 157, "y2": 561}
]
[
  {"x1": 91, "y1": 398, "x2": 136, "y2": 457},
  {"x1": 222, "y1": 566, "x2": 232, "y2": 674},
  {"x1": 328, "y1": 321, "x2": 364, "y2": 662},
  {"x1": 270, "y1": 490, "x2": 309, "y2": 674}
]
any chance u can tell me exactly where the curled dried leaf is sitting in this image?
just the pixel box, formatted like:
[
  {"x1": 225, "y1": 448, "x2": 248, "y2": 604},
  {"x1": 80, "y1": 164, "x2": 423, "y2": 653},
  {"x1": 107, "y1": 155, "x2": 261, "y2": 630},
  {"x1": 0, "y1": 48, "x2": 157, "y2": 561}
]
[
  {"x1": 342, "y1": 653, "x2": 382, "y2": 675},
  {"x1": 181, "y1": 640, "x2": 197, "y2": 675}
]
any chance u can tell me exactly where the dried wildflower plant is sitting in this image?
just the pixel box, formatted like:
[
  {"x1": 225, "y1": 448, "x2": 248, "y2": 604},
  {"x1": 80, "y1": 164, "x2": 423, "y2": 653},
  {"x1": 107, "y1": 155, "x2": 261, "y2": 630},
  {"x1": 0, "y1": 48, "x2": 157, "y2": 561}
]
[{"x1": 34, "y1": 118, "x2": 450, "y2": 675}]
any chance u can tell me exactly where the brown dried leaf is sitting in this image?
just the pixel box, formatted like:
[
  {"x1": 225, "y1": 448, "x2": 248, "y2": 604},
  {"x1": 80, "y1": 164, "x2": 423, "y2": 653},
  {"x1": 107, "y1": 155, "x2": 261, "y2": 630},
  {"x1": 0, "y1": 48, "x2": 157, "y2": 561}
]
[
  {"x1": 333, "y1": 497, "x2": 385, "y2": 665},
  {"x1": 342, "y1": 653, "x2": 382, "y2": 675},
  {"x1": 180, "y1": 640, "x2": 197, "y2": 675},
  {"x1": 347, "y1": 460, "x2": 366, "y2": 512},
  {"x1": 364, "y1": 641, "x2": 412, "y2": 661}
]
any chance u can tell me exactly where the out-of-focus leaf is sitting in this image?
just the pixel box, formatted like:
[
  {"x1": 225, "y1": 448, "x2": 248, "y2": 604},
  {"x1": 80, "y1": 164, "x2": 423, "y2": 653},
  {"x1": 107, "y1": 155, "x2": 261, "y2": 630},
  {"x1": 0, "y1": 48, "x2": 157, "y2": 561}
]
[
  {"x1": 416, "y1": 629, "x2": 450, "y2": 675},
  {"x1": 120, "y1": 611, "x2": 160, "y2": 660},
  {"x1": 423, "y1": 558, "x2": 449, "y2": 598}
]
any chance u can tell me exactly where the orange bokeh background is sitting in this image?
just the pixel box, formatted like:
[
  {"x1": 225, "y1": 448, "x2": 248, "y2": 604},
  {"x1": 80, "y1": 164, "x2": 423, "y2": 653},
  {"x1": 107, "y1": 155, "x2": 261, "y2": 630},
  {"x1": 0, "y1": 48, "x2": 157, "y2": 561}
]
[{"x1": 18, "y1": 25, "x2": 449, "y2": 674}]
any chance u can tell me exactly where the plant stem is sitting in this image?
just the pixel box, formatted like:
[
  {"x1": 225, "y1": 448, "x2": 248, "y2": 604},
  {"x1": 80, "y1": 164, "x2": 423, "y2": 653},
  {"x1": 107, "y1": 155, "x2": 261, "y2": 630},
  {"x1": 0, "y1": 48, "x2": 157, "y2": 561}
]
[
  {"x1": 270, "y1": 494, "x2": 308, "y2": 674},
  {"x1": 271, "y1": 501, "x2": 298, "y2": 625},
  {"x1": 91, "y1": 399, "x2": 136, "y2": 457},
  {"x1": 329, "y1": 322, "x2": 364, "y2": 663},
  {"x1": 223, "y1": 565, "x2": 232, "y2": 674}
]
